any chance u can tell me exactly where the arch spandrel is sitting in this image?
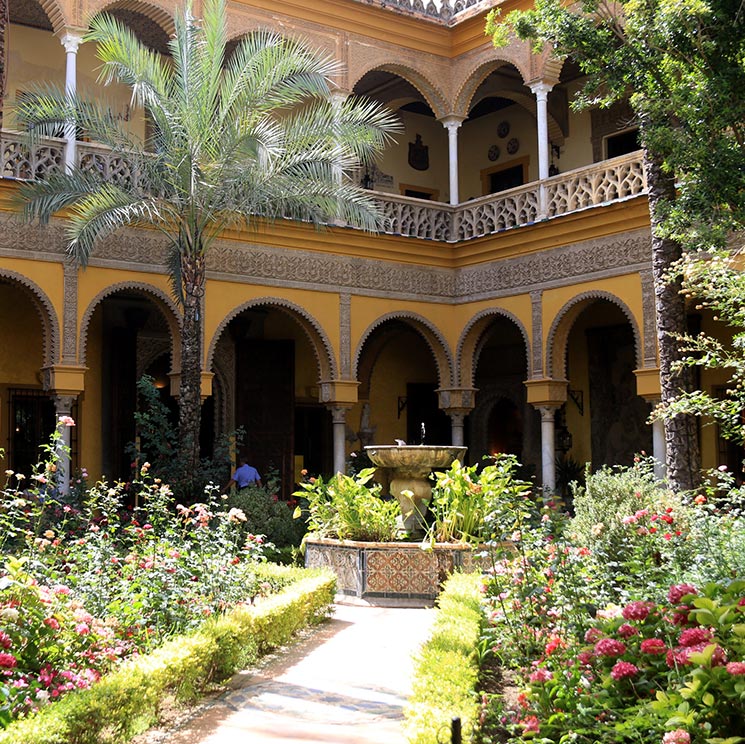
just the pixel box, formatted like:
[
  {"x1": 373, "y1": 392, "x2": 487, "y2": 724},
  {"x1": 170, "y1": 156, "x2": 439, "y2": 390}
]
[
  {"x1": 457, "y1": 307, "x2": 531, "y2": 388},
  {"x1": 206, "y1": 298, "x2": 337, "y2": 384},
  {"x1": 546, "y1": 290, "x2": 643, "y2": 381},
  {"x1": 0, "y1": 269, "x2": 60, "y2": 368},
  {"x1": 353, "y1": 311, "x2": 455, "y2": 393},
  {"x1": 78, "y1": 282, "x2": 181, "y2": 367},
  {"x1": 28, "y1": 0, "x2": 69, "y2": 35}
]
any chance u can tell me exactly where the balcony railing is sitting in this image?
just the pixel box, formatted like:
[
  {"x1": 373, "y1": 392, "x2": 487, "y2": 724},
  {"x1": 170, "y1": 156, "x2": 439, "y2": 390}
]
[{"x1": 1, "y1": 130, "x2": 647, "y2": 245}]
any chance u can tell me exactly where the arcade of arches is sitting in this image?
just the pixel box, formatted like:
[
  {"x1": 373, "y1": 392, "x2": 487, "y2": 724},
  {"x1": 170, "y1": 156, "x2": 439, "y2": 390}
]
[{"x1": 0, "y1": 0, "x2": 734, "y2": 496}]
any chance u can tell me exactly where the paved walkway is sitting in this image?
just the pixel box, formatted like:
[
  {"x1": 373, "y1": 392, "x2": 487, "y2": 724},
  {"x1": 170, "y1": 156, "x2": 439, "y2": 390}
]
[{"x1": 164, "y1": 601, "x2": 435, "y2": 743}]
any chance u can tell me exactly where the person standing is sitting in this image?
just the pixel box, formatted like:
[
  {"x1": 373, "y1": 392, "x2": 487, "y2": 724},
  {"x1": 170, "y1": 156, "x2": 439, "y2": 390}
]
[{"x1": 224, "y1": 455, "x2": 262, "y2": 492}]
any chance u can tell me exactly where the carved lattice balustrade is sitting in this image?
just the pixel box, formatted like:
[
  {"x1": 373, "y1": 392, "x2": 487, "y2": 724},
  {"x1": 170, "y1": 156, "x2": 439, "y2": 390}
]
[{"x1": 0, "y1": 131, "x2": 647, "y2": 244}]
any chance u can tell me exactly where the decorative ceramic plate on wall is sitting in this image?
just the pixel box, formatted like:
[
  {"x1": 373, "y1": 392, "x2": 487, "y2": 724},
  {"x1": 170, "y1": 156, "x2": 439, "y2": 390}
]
[
  {"x1": 488, "y1": 145, "x2": 500, "y2": 161},
  {"x1": 497, "y1": 120, "x2": 510, "y2": 138},
  {"x1": 507, "y1": 137, "x2": 519, "y2": 155}
]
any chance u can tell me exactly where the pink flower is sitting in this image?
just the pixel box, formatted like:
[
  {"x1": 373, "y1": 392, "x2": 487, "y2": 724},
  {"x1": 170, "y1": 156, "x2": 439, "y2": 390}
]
[
  {"x1": 75, "y1": 623, "x2": 90, "y2": 636},
  {"x1": 678, "y1": 627, "x2": 712, "y2": 648},
  {"x1": 622, "y1": 601, "x2": 652, "y2": 621},
  {"x1": 0, "y1": 631, "x2": 11, "y2": 649},
  {"x1": 662, "y1": 730, "x2": 690, "y2": 744},
  {"x1": 529, "y1": 668, "x2": 553, "y2": 683},
  {"x1": 594, "y1": 638, "x2": 626, "y2": 657},
  {"x1": 0, "y1": 653, "x2": 18, "y2": 668},
  {"x1": 58, "y1": 415, "x2": 75, "y2": 427},
  {"x1": 43, "y1": 617, "x2": 60, "y2": 630},
  {"x1": 726, "y1": 661, "x2": 745, "y2": 675},
  {"x1": 520, "y1": 716, "x2": 540, "y2": 733},
  {"x1": 577, "y1": 651, "x2": 593, "y2": 666},
  {"x1": 668, "y1": 584, "x2": 697, "y2": 605},
  {"x1": 622, "y1": 515, "x2": 637, "y2": 525},
  {"x1": 618, "y1": 623, "x2": 639, "y2": 638},
  {"x1": 584, "y1": 627, "x2": 604, "y2": 643},
  {"x1": 610, "y1": 661, "x2": 639, "y2": 680},
  {"x1": 640, "y1": 638, "x2": 667, "y2": 655}
]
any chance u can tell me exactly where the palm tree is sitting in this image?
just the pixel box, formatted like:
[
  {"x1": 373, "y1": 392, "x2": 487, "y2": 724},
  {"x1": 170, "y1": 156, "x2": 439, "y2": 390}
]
[{"x1": 16, "y1": 0, "x2": 399, "y2": 479}]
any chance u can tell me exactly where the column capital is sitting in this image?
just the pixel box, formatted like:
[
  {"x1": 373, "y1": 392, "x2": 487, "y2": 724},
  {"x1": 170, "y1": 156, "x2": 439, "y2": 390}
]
[
  {"x1": 328, "y1": 406, "x2": 349, "y2": 425},
  {"x1": 438, "y1": 114, "x2": 465, "y2": 131},
  {"x1": 319, "y1": 379, "x2": 359, "y2": 406},
  {"x1": 524, "y1": 378, "x2": 568, "y2": 407},
  {"x1": 41, "y1": 364, "x2": 87, "y2": 395},
  {"x1": 527, "y1": 80, "x2": 556, "y2": 99},
  {"x1": 60, "y1": 28, "x2": 85, "y2": 54},
  {"x1": 436, "y1": 386, "x2": 476, "y2": 414}
]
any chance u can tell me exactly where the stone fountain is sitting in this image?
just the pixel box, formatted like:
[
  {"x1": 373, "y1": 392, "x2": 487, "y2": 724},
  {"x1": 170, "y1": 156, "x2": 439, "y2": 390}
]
[{"x1": 364, "y1": 442, "x2": 467, "y2": 533}]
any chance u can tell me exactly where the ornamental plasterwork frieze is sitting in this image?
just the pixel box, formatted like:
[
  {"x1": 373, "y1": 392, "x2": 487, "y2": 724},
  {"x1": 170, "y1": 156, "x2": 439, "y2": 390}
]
[{"x1": 455, "y1": 230, "x2": 652, "y2": 300}]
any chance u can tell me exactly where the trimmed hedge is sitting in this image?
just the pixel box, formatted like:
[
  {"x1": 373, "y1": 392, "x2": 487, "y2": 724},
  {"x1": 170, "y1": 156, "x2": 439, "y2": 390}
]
[
  {"x1": 405, "y1": 572, "x2": 485, "y2": 744},
  {"x1": 0, "y1": 565, "x2": 336, "y2": 744}
]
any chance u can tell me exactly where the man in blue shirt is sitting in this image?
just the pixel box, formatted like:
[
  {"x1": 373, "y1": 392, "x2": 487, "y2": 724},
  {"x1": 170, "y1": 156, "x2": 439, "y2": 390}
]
[{"x1": 224, "y1": 455, "x2": 262, "y2": 491}]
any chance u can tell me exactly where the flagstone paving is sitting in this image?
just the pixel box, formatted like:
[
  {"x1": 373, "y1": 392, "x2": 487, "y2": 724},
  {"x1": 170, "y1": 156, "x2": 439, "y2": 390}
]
[{"x1": 164, "y1": 601, "x2": 435, "y2": 743}]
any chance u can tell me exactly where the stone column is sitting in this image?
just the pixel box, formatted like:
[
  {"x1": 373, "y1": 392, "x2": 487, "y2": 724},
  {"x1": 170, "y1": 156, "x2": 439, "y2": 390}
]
[
  {"x1": 449, "y1": 412, "x2": 466, "y2": 447},
  {"x1": 53, "y1": 395, "x2": 76, "y2": 494},
  {"x1": 330, "y1": 406, "x2": 348, "y2": 475},
  {"x1": 437, "y1": 387, "x2": 476, "y2": 448},
  {"x1": 439, "y1": 115, "x2": 464, "y2": 205},
  {"x1": 529, "y1": 81, "x2": 553, "y2": 218},
  {"x1": 538, "y1": 405, "x2": 558, "y2": 493},
  {"x1": 60, "y1": 30, "x2": 84, "y2": 171}
]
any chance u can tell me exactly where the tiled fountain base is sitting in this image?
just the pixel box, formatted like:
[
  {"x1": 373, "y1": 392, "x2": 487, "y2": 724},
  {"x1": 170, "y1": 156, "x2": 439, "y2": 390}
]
[{"x1": 304, "y1": 538, "x2": 474, "y2": 601}]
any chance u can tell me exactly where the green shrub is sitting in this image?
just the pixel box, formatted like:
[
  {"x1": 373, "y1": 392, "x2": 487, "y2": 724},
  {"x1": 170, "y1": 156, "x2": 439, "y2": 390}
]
[
  {"x1": 0, "y1": 567, "x2": 336, "y2": 744},
  {"x1": 295, "y1": 469, "x2": 400, "y2": 541},
  {"x1": 405, "y1": 572, "x2": 484, "y2": 744},
  {"x1": 226, "y1": 485, "x2": 306, "y2": 547}
]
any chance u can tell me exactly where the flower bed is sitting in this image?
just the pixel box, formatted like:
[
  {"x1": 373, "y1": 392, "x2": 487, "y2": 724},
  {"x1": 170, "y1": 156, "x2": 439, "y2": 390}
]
[
  {"x1": 474, "y1": 458, "x2": 745, "y2": 744},
  {"x1": 0, "y1": 565, "x2": 336, "y2": 744}
]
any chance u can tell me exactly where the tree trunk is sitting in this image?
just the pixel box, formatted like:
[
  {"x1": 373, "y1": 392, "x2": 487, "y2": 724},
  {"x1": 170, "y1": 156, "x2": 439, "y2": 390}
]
[
  {"x1": 179, "y1": 250, "x2": 206, "y2": 485},
  {"x1": 643, "y1": 148, "x2": 701, "y2": 493}
]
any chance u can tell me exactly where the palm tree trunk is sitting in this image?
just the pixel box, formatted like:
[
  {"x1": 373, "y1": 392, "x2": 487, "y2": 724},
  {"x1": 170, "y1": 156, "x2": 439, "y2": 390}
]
[
  {"x1": 179, "y1": 250, "x2": 206, "y2": 484},
  {"x1": 644, "y1": 148, "x2": 701, "y2": 493}
]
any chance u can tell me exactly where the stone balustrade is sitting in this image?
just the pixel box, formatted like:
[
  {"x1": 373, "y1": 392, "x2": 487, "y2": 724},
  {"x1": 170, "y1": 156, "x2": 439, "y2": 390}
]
[{"x1": 0, "y1": 130, "x2": 647, "y2": 244}]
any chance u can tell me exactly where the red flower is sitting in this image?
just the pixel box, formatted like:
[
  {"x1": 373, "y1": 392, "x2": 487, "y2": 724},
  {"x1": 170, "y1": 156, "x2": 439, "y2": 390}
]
[
  {"x1": 0, "y1": 631, "x2": 11, "y2": 649},
  {"x1": 622, "y1": 601, "x2": 652, "y2": 621},
  {"x1": 640, "y1": 638, "x2": 667, "y2": 655},
  {"x1": 668, "y1": 584, "x2": 697, "y2": 605},
  {"x1": 594, "y1": 638, "x2": 626, "y2": 657},
  {"x1": 610, "y1": 661, "x2": 638, "y2": 680},
  {"x1": 618, "y1": 624, "x2": 639, "y2": 638},
  {"x1": 678, "y1": 627, "x2": 712, "y2": 648},
  {"x1": 0, "y1": 653, "x2": 17, "y2": 668}
]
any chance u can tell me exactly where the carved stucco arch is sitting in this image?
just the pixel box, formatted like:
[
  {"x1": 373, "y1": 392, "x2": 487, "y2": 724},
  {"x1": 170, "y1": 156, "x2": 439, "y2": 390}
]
[
  {"x1": 84, "y1": 0, "x2": 175, "y2": 36},
  {"x1": 79, "y1": 282, "x2": 181, "y2": 367},
  {"x1": 457, "y1": 307, "x2": 531, "y2": 388},
  {"x1": 453, "y1": 58, "x2": 563, "y2": 143},
  {"x1": 453, "y1": 54, "x2": 531, "y2": 118},
  {"x1": 0, "y1": 269, "x2": 59, "y2": 368},
  {"x1": 349, "y1": 63, "x2": 449, "y2": 120},
  {"x1": 206, "y1": 298, "x2": 337, "y2": 383},
  {"x1": 353, "y1": 312, "x2": 454, "y2": 398},
  {"x1": 547, "y1": 291, "x2": 643, "y2": 380},
  {"x1": 31, "y1": 0, "x2": 69, "y2": 35}
]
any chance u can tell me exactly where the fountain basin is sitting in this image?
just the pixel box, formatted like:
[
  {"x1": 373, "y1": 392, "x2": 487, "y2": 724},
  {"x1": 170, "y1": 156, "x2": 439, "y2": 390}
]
[
  {"x1": 304, "y1": 536, "x2": 475, "y2": 602},
  {"x1": 365, "y1": 445, "x2": 467, "y2": 533}
]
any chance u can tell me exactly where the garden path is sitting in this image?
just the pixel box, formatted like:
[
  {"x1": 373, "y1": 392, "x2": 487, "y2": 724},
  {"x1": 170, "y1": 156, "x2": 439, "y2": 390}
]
[{"x1": 163, "y1": 601, "x2": 435, "y2": 743}]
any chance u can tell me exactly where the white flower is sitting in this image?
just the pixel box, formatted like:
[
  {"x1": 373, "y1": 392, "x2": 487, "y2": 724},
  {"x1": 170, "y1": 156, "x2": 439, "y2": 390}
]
[{"x1": 228, "y1": 507, "x2": 247, "y2": 523}]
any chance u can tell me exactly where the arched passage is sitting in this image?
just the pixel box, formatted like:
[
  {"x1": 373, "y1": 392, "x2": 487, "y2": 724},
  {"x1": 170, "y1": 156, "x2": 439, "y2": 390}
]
[
  {"x1": 208, "y1": 299, "x2": 336, "y2": 495},
  {"x1": 352, "y1": 313, "x2": 453, "y2": 450},
  {"x1": 548, "y1": 294, "x2": 650, "y2": 471},
  {"x1": 0, "y1": 272, "x2": 61, "y2": 474},
  {"x1": 458, "y1": 309, "x2": 539, "y2": 475},
  {"x1": 79, "y1": 284, "x2": 180, "y2": 480}
]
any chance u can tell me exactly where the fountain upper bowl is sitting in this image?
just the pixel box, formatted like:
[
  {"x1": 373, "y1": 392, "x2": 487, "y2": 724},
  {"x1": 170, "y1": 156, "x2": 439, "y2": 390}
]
[{"x1": 364, "y1": 444, "x2": 467, "y2": 469}]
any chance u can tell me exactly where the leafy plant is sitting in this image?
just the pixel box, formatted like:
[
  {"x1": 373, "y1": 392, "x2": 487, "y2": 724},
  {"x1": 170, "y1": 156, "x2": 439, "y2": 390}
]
[{"x1": 294, "y1": 468, "x2": 400, "y2": 542}]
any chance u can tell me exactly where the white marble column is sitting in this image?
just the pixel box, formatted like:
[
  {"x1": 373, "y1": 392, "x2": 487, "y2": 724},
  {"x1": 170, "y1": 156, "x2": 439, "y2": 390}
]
[
  {"x1": 529, "y1": 81, "x2": 553, "y2": 219},
  {"x1": 652, "y1": 417, "x2": 667, "y2": 480},
  {"x1": 439, "y1": 115, "x2": 464, "y2": 205},
  {"x1": 53, "y1": 395, "x2": 76, "y2": 494},
  {"x1": 330, "y1": 406, "x2": 348, "y2": 475},
  {"x1": 538, "y1": 405, "x2": 557, "y2": 494},
  {"x1": 61, "y1": 30, "x2": 84, "y2": 171}
]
